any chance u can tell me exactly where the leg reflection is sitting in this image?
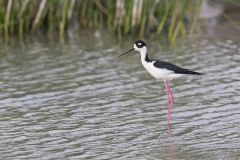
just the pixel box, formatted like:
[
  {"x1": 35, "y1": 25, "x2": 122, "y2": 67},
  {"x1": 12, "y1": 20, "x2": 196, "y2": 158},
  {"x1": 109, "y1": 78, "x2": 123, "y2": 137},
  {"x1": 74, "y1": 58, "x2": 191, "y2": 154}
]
[{"x1": 165, "y1": 125, "x2": 177, "y2": 160}]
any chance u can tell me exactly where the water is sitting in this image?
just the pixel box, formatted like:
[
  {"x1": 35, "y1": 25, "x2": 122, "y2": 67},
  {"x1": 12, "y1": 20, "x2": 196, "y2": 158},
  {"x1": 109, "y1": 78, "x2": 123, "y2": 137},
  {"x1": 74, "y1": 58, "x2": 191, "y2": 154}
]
[{"x1": 0, "y1": 37, "x2": 240, "y2": 160}]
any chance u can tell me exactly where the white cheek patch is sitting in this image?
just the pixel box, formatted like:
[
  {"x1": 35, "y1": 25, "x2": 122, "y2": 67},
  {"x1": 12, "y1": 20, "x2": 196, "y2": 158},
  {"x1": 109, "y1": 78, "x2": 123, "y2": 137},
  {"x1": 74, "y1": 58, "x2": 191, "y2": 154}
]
[{"x1": 138, "y1": 43, "x2": 142, "y2": 46}]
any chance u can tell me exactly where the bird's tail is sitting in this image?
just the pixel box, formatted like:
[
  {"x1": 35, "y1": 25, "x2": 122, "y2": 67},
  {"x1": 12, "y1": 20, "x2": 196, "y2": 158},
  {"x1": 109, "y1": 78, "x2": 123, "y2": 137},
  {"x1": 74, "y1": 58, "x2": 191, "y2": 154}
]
[{"x1": 185, "y1": 70, "x2": 203, "y2": 75}]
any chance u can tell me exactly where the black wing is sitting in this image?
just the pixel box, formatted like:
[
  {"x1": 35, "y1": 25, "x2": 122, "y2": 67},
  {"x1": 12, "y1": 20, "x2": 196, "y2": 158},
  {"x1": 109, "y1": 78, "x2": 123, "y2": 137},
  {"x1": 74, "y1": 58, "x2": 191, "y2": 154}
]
[{"x1": 153, "y1": 60, "x2": 202, "y2": 75}]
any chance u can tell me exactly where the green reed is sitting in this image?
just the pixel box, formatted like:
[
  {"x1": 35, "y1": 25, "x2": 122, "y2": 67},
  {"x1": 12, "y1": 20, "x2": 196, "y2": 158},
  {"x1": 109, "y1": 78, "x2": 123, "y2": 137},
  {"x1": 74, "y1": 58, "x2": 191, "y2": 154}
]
[{"x1": 0, "y1": 0, "x2": 203, "y2": 41}]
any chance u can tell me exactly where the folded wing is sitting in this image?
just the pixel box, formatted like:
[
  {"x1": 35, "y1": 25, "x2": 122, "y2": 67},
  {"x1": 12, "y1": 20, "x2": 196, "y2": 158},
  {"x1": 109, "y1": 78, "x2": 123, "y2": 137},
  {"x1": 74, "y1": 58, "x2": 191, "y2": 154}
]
[{"x1": 153, "y1": 60, "x2": 202, "y2": 75}]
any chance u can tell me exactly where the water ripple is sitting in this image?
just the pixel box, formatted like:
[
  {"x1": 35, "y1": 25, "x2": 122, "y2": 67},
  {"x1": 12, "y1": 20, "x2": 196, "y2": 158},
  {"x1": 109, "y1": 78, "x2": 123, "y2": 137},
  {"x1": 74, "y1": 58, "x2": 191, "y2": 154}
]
[{"x1": 0, "y1": 39, "x2": 240, "y2": 160}]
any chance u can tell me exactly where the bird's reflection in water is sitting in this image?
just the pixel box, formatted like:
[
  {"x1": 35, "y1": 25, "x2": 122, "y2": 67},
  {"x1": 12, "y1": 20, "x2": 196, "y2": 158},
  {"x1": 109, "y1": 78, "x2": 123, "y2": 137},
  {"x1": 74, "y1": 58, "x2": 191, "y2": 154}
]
[
  {"x1": 165, "y1": 124, "x2": 177, "y2": 160},
  {"x1": 145, "y1": 124, "x2": 177, "y2": 159}
]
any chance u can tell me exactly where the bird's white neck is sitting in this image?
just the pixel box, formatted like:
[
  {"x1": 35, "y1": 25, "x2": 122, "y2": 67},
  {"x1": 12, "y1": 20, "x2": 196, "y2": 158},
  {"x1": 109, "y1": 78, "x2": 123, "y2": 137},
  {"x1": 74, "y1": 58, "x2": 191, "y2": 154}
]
[{"x1": 139, "y1": 47, "x2": 148, "y2": 63}]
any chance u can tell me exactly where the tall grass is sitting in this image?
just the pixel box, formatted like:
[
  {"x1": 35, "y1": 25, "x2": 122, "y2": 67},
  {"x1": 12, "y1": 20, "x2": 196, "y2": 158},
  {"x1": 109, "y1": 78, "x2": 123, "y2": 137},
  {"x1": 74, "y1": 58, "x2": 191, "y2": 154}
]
[{"x1": 0, "y1": 0, "x2": 202, "y2": 41}]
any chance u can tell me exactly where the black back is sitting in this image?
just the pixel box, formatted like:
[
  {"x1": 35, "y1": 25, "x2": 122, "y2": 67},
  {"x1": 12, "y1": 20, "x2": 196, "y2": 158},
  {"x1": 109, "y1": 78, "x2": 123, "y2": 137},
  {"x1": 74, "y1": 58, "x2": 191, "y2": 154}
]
[{"x1": 153, "y1": 60, "x2": 202, "y2": 75}]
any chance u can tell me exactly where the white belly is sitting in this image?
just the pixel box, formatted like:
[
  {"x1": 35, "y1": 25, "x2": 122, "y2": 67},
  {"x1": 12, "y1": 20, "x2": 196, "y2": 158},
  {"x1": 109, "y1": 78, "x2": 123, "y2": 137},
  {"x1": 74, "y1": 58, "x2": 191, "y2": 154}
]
[{"x1": 142, "y1": 61, "x2": 182, "y2": 80}]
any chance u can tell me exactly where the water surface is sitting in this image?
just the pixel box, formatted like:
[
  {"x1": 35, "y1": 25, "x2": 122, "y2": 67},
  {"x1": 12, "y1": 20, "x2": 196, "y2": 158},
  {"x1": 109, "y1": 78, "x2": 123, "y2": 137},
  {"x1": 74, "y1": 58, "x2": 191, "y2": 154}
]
[{"x1": 0, "y1": 37, "x2": 240, "y2": 160}]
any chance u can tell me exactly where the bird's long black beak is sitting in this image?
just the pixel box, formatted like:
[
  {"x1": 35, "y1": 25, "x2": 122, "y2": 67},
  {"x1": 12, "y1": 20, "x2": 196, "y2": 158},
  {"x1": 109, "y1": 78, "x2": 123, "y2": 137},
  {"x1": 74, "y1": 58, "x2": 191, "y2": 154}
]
[{"x1": 119, "y1": 48, "x2": 135, "y2": 57}]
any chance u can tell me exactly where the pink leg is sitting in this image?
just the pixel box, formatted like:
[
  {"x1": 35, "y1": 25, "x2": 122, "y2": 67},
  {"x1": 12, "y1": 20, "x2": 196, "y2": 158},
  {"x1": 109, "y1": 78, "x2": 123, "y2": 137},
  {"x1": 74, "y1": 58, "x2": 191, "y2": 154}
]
[
  {"x1": 165, "y1": 81, "x2": 174, "y2": 112},
  {"x1": 167, "y1": 82, "x2": 174, "y2": 103},
  {"x1": 164, "y1": 82, "x2": 171, "y2": 108},
  {"x1": 164, "y1": 80, "x2": 171, "y2": 125}
]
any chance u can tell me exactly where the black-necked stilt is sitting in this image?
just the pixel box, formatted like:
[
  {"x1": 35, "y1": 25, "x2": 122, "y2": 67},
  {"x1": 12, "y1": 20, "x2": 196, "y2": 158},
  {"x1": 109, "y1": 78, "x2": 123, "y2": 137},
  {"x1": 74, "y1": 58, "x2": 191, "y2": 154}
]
[{"x1": 120, "y1": 40, "x2": 202, "y2": 124}]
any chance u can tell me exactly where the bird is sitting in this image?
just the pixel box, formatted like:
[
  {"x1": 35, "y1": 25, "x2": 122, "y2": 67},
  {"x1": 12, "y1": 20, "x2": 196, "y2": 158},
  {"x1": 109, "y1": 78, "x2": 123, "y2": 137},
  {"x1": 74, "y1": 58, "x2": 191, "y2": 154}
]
[{"x1": 120, "y1": 40, "x2": 202, "y2": 125}]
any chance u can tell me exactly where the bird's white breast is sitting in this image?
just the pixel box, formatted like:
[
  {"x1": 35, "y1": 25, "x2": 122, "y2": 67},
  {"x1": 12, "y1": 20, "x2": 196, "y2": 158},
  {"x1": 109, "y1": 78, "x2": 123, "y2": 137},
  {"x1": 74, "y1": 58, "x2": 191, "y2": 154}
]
[{"x1": 141, "y1": 60, "x2": 182, "y2": 80}]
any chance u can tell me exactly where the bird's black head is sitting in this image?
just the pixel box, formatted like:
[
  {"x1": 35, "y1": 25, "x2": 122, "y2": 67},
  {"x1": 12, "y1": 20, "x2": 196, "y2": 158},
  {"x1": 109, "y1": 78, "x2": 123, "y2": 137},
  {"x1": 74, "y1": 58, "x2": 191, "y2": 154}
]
[{"x1": 134, "y1": 40, "x2": 147, "y2": 48}]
